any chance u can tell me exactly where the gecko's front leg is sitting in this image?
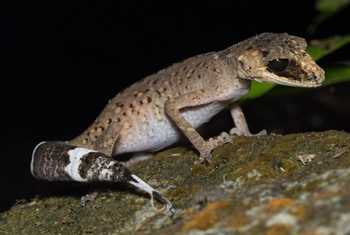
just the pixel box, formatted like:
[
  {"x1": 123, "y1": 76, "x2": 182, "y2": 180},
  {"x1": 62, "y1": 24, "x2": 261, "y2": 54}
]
[
  {"x1": 229, "y1": 103, "x2": 267, "y2": 136},
  {"x1": 165, "y1": 89, "x2": 233, "y2": 162}
]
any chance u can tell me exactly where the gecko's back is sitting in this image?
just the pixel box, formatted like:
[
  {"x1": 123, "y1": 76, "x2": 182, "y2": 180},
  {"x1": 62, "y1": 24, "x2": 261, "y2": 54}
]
[{"x1": 70, "y1": 51, "x2": 246, "y2": 156}]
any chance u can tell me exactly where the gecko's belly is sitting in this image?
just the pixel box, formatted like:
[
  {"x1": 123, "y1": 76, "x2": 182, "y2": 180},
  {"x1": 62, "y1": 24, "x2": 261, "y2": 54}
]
[{"x1": 114, "y1": 102, "x2": 226, "y2": 154}]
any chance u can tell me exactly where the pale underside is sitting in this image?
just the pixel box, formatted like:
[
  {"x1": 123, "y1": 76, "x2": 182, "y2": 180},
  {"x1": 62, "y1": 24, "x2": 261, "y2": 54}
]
[{"x1": 114, "y1": 85, "x2": 249, "y2": 156}]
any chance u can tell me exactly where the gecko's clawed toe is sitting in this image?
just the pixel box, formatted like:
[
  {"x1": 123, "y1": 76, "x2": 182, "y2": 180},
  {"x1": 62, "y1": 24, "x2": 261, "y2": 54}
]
[
  {"x1": 218, "y1": 132, "x2": 232, "y2": 143},
  {"x1": 256, "y1": 129, "x2": 268, "y2": 136},
  {"x1": 229, "y1": 127, "x2": 250, "y2": 136},
  {"x1": 196, "y1": 152, "x2": 213, "y2": 165}
]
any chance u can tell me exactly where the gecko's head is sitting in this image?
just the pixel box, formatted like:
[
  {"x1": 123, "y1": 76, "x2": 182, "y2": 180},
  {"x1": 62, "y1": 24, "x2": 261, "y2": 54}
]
[{"x1": 236, "y1": 33, "x2": 325, "y2": 87}]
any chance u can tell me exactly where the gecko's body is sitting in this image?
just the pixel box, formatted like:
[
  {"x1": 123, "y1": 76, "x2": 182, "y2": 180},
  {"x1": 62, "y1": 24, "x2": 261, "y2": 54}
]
[
  {"x1": 71, "y1": 52, "x2": 249, "y2": 157},
  {"x1": 31, "y1": 33, "x2": 325, "y2": 211},
  {"x1": 70, "y1": 33, "x2": 324, "y2": 161}
]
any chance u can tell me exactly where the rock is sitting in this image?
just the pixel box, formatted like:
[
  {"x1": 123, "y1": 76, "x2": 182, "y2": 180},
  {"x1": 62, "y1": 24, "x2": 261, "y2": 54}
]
[{"x1": 1, "y1": 130, "x2": 350, "y2": 235}]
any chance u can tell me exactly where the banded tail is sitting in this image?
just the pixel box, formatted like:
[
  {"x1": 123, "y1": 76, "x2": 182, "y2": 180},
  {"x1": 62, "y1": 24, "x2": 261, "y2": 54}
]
[{"x1": 31, "y1": 141, "x2": 174, "y2": 213}]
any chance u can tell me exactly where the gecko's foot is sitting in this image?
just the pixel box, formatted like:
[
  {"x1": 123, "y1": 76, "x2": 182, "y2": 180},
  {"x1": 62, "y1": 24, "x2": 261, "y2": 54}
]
[
  {"x1": 229, "y1": 128, "x2": 267, "y2": 137},
  {"x1": 256, "y1": 129, "x2": 267, "y2": 136},
  {"x1": 193, "y1": 146, "x2": 212, "y2": 165},
  {"x1": 196, "y1": 148, "x2": 213, "y2": 165},
  {"x1": 196, "y1": 132, "x2": 232, "y2": 164},
  {"x1": 214, "y1": 131, "x2": 233, "y2": 143},
  {"x1": 197, "y1": 155, "x2": 212, "y2": 165},
  {"x1": 80, "y1": 191, "x2": 99, "y2": 207}
]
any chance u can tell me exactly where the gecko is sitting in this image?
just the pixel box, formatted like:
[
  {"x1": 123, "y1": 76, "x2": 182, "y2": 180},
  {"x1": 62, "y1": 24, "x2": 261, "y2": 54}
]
[{"x1": 31, "y1": 33, "x2": 325, "y2": 212}]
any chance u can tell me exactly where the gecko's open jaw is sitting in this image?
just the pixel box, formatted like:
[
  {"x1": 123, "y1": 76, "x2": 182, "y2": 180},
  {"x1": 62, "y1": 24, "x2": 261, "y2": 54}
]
[
  {"x1": 256, "y1": 71, "x2": 324, "y2": 88},
  {"x1": 260, "y1": 57, "x2": 325, "y2": 88},
  {"x1": 236, "y1": 33, "x2": 326, "y2": 88}
]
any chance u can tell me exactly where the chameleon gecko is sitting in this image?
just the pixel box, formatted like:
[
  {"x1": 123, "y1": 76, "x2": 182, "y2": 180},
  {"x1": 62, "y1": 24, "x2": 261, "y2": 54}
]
[{"x1": 31, "y1": 33, "x2": 325, "y2": 212}]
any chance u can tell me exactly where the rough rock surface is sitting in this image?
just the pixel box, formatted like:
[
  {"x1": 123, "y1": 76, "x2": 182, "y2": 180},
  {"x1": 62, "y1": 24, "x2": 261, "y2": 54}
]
[{"x1": 1, "y1": 130, "x2": 350, "y2": 235}]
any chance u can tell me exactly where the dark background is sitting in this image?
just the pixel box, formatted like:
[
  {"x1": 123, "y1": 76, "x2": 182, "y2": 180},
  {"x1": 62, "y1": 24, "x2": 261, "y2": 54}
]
[{"x1": 1, "y1": 1, "x2": 349, "y2": 211}]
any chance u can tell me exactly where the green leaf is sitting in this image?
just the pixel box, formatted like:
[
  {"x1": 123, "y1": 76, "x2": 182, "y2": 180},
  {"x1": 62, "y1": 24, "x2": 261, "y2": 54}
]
[
  {"x1": 316, "y1": 0, "x2": 349, "y2": 14},
  {"x1": 307, "y1": 35, "x2": 350, "y2": 60},
  {"x1": 242, "y1": 82, "x2": 275, "y2": 100},
  {"x1": 323, "y1": 65, "x2": 350, "y2": 85}
]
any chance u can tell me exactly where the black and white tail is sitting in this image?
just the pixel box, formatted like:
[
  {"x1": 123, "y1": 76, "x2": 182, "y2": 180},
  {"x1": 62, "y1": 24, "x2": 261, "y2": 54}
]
[{"x1": 31, "y1": 141, "x2": 174, "y2": 213}]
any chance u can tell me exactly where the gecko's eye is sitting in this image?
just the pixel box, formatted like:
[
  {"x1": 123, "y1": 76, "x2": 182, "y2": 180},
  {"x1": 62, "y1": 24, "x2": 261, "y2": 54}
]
[{"x1": 267, "y1": 59, "x2": 289, "y2": 73}]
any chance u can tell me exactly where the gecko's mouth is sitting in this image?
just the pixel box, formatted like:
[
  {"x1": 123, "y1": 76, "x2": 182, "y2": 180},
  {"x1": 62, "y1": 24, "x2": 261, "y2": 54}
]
[
  {"x1": 261, "y1": 59, "x2": 325, "y2": 88},
  {"x1": 258, "y1": 72, "x2": 323, "y2": 87}
]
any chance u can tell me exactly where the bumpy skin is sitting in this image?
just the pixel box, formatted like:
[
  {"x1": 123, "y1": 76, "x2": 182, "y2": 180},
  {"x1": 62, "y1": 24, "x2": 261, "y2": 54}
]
[{"x1": 70, "y1": 32, "x2": 325, "y2": 161}]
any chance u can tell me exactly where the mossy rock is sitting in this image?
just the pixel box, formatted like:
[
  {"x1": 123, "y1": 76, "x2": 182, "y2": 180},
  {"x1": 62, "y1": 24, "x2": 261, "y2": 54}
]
[{"x1": 1, "y1": 130, "x2": 350, "y2": 235}]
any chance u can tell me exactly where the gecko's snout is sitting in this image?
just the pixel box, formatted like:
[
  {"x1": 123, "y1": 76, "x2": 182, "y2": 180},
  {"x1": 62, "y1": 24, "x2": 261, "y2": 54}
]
[
  {"x1": 308, "y1": 74, "x2": 321, "y2": 83},
  {"x1": 305, "y1": 67, "x2": 325, "y2": 87}
]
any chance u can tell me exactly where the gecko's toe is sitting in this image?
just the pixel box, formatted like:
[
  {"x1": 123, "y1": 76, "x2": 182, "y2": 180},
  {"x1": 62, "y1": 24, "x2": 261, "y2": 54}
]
[
  {"x1": 196, "y1": 154, "x2": 212, "y2": 165},
  {"x1": 229, "y1": 128, "x2": 267, "y2": 137},
  {"x1": 218, "y1": 132, "x2": 232, "y2": 143},
  {"x1": 229, "y1": 127, "x2": 249, "y2": 136},
  {"x1": 256, "y1": 129, "x2": 268, "y2": 136}
]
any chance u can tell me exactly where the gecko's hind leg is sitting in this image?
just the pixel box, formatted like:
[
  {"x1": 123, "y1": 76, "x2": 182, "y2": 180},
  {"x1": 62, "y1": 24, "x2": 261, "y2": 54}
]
[{"x1": 93, "y1": 121, "x2": 122, "y2": 156}]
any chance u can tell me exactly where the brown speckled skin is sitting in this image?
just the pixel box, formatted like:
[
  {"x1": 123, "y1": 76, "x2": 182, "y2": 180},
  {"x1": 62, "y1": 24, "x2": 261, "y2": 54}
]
[{"x1": 70, "y1": 33, "x2": 325, "y2": 161}]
